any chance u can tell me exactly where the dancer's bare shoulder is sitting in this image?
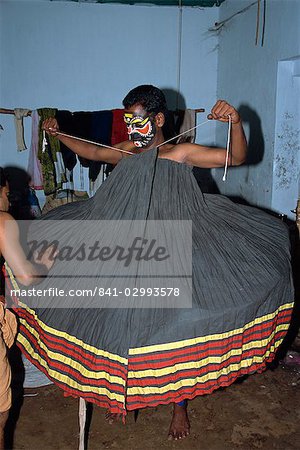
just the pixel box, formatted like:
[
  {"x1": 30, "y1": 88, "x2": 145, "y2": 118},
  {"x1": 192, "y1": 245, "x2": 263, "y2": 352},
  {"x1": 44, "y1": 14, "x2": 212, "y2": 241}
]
[
  {"x1": 157, "y1": 143, "x2": 186, "y2": 163},
  {"x1": 116, "y1": 140, "x2": 140, "y2": 159},
  {"x1": 159, "y1": 142, "x2": 230, "y2": 169},
  {"x1": 158, "y1": 142, "x2": 208, "y2": 165}
]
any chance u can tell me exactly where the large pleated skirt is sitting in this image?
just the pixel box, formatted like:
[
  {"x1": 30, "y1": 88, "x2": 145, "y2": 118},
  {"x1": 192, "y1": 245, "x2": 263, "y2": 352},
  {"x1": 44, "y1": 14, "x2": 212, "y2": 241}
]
[{"x1": 5, "y1": 148, "x2": 294, "y2": 415}]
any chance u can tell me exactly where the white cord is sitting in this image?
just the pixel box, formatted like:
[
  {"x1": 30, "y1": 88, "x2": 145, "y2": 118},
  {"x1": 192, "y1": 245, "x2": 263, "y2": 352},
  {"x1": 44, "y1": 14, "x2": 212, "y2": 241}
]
[
  {"x1": 51, "y1": 117, "x2": 231, "y2": 176},
  {"x1": 52, "y1": 130, "x2": 135, "y2": 155},
  {"x1": 222, "y1": 115, "x2": 232, "y2": 182},
  {"x1": 158, "y1": 119, "x2": 211, "y2": 147},
  {"x1": 52, "y1": 120, "x2": 211, "y2": 152}
]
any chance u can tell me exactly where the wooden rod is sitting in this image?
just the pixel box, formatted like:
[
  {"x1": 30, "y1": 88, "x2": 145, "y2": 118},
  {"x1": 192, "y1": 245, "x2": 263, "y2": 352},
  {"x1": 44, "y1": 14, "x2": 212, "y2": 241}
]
[
  {"x1": 0, "y1": 108, "x2": 205, "y2": 116},
  {"x1": 0, "y1": 108, "x2": 32, "y2": 116}
]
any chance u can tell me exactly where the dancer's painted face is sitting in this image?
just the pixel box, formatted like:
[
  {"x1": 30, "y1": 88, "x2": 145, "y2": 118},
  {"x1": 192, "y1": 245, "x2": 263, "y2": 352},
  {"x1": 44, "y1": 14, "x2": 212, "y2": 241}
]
[{"x1": 124, "y1": 112, "x2": 156, "y2": 148}]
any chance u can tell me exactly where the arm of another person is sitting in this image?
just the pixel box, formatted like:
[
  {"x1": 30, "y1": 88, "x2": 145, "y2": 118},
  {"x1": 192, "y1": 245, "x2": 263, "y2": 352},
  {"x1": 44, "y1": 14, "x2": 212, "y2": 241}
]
[
  {"x1": 181, "y1": 100, "x2": 247, "y2": 168},
  {"x1": 0, "y1": 212, "x2": 56, "y2": 286},
  {"x1": 42, "y1": 118, "x2": 135, "y2": 165}
]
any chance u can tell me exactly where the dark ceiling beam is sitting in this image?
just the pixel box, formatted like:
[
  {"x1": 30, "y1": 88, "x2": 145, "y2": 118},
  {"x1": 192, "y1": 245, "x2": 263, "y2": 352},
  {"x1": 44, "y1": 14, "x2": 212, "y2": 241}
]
[{"x1": 56, "y1": 1, "x2": 225, "y2": 7}]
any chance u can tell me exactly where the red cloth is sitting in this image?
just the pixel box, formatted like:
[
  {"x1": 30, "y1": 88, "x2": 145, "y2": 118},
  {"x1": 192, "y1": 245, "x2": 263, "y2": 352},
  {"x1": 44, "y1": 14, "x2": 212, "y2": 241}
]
[{"x1": 111, "y1": 109, "x2": 128, "y2": 145}]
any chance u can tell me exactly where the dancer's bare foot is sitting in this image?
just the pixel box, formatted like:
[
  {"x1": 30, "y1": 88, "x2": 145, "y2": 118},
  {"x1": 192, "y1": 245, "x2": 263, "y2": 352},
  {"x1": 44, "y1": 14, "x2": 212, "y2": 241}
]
[
  {"x1": 105, "y1": 411, "x2": 122, "y2": 425},
  {"x1": 168, "y1": 403, "x2": 190, "y2": 440}
]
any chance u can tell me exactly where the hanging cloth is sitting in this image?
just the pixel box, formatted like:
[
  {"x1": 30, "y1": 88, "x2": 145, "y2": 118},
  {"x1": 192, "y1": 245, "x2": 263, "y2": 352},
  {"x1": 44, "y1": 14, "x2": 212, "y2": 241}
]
[
  {"x1": 14, "y1": 108, "x2": 31, "y2": 151},
  {"x1": 37, "y1": 108, "x2": 64, "y2": 195},
  {"x1": 89, "y1": 110, "x2": 113, "y2": 182},
  {"x1": 111, "y1": 109, "x2": 128, "y2": 145},
  {"x1": 56, "y1": 110, "x2": 77, "y2": 172},
  {"x1": 176, "y1": 109, "x2": 196, "y2": 144},
  {"x1": 27, "y1": 110, "x2": 43, "y2": 190}
]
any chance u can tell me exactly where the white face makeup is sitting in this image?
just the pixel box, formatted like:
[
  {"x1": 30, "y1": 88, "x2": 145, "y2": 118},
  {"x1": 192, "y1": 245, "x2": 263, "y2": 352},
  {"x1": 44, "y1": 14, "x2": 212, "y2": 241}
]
[{"x1": 124, "y1": 112, "x2": 156, "y2": 148}]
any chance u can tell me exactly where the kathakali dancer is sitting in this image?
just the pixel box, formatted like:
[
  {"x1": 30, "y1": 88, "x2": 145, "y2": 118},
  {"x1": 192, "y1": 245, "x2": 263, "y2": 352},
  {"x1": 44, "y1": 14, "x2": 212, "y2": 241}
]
[{"x1": 4, "y1": 86, "x2": 294, "y2": 440}]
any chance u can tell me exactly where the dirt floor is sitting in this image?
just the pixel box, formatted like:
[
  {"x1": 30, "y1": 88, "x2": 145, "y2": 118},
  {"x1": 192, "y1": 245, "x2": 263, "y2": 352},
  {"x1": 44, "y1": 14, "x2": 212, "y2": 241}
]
[{"x1": 4, "y1": 361, "x2": 300, "y2": 450}]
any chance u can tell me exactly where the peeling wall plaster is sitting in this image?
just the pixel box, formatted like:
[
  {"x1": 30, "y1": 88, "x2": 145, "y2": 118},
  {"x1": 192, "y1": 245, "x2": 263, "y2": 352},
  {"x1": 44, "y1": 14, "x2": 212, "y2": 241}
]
[
  {"x1": 272, "y1": 58, "x2": 300, "y2": 219},
  {"x1": 216, "y1": 0, "x2": 300, "y2": 212},
  {"x1": 275, "y1": 113, "x2": 300, "y2": 189}
]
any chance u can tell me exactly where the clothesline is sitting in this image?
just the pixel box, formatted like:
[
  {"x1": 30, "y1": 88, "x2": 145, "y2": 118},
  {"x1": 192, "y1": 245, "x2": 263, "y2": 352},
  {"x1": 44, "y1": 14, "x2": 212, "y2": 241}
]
[
  {"x1": 0, "y1": 108, "x2": 32, "y2": 116},
  {"x1": 0, "y1": 107, "x2": 205, "y2": 116},
  {"x1": 1, "y1": 105, "x2": 209, "y2": 195}
]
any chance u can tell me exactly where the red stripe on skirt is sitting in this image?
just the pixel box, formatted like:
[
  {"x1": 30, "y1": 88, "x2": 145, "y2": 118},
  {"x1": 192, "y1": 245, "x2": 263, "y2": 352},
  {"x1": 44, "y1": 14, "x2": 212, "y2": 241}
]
[
  {"x1": 126, "y1": 358, "x2": 275, "y2": 410},
  {"x1": 17, "y1": 340, "x2": 126, "y2": 415},
  {"x1": 16, "y1": 307, "x2": 128, "y2": 377},
  {"x1": 127, "y1": 331, "x2": 285, "y2": 387},
  {"x1": 128, "y1": 312, "x2": 290, "y2": 369},
  {"x1": 19, "y1": 325, "x2": 127, "y2": 394}
]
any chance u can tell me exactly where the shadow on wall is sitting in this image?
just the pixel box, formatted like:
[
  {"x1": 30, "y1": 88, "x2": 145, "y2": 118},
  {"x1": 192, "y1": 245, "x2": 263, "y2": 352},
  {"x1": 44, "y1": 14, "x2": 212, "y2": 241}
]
[
  {"x1": 162, "y1": 87, "x2": 220, "y2": 193},
  {"x1": 161, "y1": 94, "x2": 265, "y2": 195},
  {"x1": 4, "y1": 167, "x2": 33, "y2": 220},
  {"x1": 225, "y1": 104, "x2": 265, "y2": 204},
  {"x1": 161, "y1": 87, "x2": 186, "y2": 143},
  {"x1": 238, "y1": 104, "x2": 265, "y2": 173},
  {"x1": 162, "y1": 88, "x2": 186, "y2": 111}
]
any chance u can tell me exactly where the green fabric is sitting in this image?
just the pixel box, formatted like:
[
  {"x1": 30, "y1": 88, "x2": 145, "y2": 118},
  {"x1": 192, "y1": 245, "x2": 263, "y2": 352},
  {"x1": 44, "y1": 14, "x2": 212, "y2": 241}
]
[{"x1": 37, "y1": 108, "x2": 61, "y2": 195}]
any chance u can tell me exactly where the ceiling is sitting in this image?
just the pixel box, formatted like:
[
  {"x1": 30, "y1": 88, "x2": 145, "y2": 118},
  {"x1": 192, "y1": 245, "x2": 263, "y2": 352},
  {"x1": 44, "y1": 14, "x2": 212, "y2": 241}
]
[{"x1": 51, "y1": 1, "x2": 225, "y2": 7}]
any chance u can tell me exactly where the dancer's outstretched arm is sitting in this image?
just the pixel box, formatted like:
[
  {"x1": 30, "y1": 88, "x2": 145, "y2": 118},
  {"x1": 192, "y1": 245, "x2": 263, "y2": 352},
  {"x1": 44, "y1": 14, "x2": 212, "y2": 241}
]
[
  {"x1": 181, "y1": 100, "x2": 247, "y2": 169},
  {"x1": 43, "y1": 118, "x2": 134, "y2": 164}
]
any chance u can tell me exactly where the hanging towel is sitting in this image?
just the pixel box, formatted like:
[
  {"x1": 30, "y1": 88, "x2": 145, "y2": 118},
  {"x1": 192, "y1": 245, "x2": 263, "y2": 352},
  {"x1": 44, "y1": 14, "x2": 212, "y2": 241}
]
[
  {"x1": 56, "y1": 110, "x2": 94, "y2": 192},
  {"x1": 27, "y1": 110, "x2": 43, "y2": 190},
  {"x1": 37, "y1": 108, "x2": 60, "y2": 195},
  {"x1": 69, "y1": 111, "x2": 92, "y2": 169},
  {"x1": 176, "y1": 109, "x2": 196, "y2": 144},
  {"x1": 54, "y1": 148, "x2": 66, "y2": 186},
  {"x1": 89, "y1": 110, "x2": 113, "y2": 182},
  {"x1": 14, "y1": 108, "x2": 31, "y2": 151},
  {"x1": 56, "y1": 110, "x2": 77, "y2": 171}
]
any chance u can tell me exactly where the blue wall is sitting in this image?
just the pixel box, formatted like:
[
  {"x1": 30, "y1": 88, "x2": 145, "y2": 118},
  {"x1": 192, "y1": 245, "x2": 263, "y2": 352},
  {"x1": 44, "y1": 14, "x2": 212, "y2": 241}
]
[
  {"x1": 0, "y1": 0, "x2": 219, "y2": 177},
  {"x1": 2, "y1": 1, "x2": 299, "y2": 214},
  {"x1": 215, "y1": 0, "x2": 300, "y2": 211}
]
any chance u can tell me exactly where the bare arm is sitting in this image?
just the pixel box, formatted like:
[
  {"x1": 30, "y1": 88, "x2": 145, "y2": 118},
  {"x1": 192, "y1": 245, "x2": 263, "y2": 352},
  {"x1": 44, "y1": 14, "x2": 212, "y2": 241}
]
[
  {"x1": 43, "y1": 118, "x2": 134, "y2": 165},
  {"x1": 0, "y1": 213, "x2": 55, "y2": 286},
  {"x1": 182, "y1": 100, "x2": 247, "y2": 168}
]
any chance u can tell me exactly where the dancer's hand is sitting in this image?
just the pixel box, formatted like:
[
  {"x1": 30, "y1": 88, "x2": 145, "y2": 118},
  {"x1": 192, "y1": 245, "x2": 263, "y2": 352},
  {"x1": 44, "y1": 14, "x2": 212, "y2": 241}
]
[
  {"x1": 42, "y1": 118, "x2": 60, "y2": 136},
  {"x1": 208, "y1": 100, "x2": 240, "y2": 124},
  {"x1": 33, "y1": 245, "x2": 58, "y2": 271}
]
